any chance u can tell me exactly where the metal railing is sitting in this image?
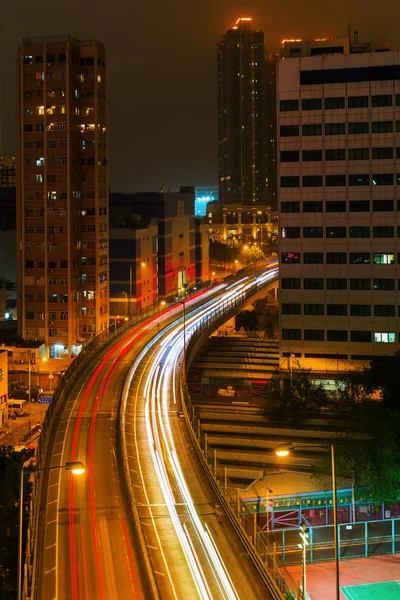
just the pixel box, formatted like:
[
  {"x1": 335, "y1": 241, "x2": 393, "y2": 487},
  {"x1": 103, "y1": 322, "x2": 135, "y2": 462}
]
[{"x1": 179, "y1": 273, "x2": 291, "y2": 599}]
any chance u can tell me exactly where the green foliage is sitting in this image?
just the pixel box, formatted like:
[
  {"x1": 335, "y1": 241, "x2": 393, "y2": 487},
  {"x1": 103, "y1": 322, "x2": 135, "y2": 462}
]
[
  {"x1": 0, "y1": 446, "x2": 33, "y2": 591},
  {"x1": 240, "y1": 245, "x2": 265, "y2": 265},
  {"x1": 235, "y1": 310, "x2": 258, "y2": 331},
  {"x1": 357, "y1": 352, "x2": 400, "y2": 409},
  {"x1": 265, "y1": 369, "x2": 329, "y2": 418},
  {"x1": 209, "y1": 240, "x2": 239, "y2": 263}
]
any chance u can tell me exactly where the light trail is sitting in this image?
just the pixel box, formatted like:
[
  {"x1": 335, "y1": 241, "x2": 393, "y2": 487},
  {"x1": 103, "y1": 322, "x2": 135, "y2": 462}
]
[{"x1": 131, "y1": 268, "x2": 278, "y2": 599}]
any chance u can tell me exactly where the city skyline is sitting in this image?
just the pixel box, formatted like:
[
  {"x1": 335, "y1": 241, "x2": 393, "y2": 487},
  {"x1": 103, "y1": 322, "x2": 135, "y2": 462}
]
[{"x1": 1, "y1": 2, "x2": 400, "y2": 192}]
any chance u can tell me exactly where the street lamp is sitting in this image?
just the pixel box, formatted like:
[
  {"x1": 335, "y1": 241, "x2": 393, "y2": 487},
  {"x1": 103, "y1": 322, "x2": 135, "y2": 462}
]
[
  {"x1": 275, "y1": 443, "x2": 339, "y2": 600},
  {"x1": 18, "y1": 461, "x2": 85, "y2": 599}
]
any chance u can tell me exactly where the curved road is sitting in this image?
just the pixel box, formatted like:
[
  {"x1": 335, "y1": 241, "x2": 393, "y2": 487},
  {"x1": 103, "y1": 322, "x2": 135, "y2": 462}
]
[{"x1": 36, "y1": 267, "x2": 279, "y2": 600}]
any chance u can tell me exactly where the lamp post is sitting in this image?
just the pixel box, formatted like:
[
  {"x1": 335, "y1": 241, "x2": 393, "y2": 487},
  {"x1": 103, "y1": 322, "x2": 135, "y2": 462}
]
[
  {"x1": 18, "y1": 461, "x2": 85, "y2": 600},
  {"x1": 275, "y1": 443, "x2": 339, "y2": 600}
]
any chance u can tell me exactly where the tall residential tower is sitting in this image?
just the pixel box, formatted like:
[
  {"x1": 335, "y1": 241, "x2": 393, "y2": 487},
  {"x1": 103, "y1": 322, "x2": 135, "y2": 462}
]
[
  {"x1": 217, "y1": 18, "x2": 267, "y2": 207},
  {"x1": 17, "y1": 36, "x2": 109, "y2": 359}
]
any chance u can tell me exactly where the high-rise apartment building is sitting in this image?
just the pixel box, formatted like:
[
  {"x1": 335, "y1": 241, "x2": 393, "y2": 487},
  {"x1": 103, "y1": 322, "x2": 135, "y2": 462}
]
[
  {"x1": 217, "y1": 18, "x2": 267, "y2": 206},
  {"x1": 0, "y1": 155, "x2": 16, "y2": 188},
  {"x1": 17, "y1": 36, "x2": 109, "y2": 359},
  {"x1": 278, "y1": 36, "x2": 400, "y2": 372}
]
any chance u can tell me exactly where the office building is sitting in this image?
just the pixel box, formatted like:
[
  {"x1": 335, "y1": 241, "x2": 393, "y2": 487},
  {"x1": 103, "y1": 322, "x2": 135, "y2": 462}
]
[
  {"x1": 278, "y1": 36, "x2": 400, "y2": 372},
  {"x1": 110, "y1": 187, "x2": 199, "y2": 301},
  {"x1": 17, "y1": 35, "x2": 109, "y2": 359},
  {"x1": 109, "y1": 216, "x2": 158, "y2": 316},
  {"x1": 217, "y1": 17, "x2": 267, "y2": 206}
]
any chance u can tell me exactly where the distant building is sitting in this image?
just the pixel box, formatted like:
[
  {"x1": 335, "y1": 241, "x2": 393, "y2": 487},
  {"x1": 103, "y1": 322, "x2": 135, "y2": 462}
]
[
  {"x1": 278, "y1": 34, "x2": 400, "y2": 372},
  {"x1": 109, "y1": 217, "x2": 158, "y2": 316},
  {"x1": 0, "y1": 155, "x2": 16, "y2": 188},
  {"x1": 217, "y1": 18, "x2": 267, "y2": 207},
  {"x1": 110, "y1": 187, "x2": 204, "y2": 302},
  {"x1": 17, "y1": 35, "x2": 109, "y2": 359},
  {"x1": 0, "y1": 187, "x2": 17, "y2": 320},
  {"x1": 195, "y1": 186, "x2": 218, "y2": 217}
]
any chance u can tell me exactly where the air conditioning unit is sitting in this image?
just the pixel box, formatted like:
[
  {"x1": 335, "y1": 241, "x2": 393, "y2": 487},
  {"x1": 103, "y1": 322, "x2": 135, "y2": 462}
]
[
  {"x1": 49, "y1": 269, "x2": 54, "y2": 273},
  {"x1": 33, "y1": 337, "x2": 38, "y2": 341}
]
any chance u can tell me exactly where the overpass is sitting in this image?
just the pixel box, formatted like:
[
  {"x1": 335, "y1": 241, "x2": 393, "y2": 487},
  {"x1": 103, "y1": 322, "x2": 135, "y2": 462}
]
[{"x1": 24, "y1": 264, "x2": 286, "y2": 600}]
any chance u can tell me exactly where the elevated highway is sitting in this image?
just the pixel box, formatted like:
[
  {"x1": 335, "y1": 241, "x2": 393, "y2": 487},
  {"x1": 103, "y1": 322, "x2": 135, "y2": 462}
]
[{"x1": 33, "y1": 264, "x2": 281, "y2": 600}]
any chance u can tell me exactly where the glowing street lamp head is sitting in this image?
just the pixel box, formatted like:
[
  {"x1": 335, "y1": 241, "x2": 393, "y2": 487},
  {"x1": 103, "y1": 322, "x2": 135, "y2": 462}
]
[
  {"x1": 275, "y1": 443, "x2": 293, "y2": 457},
  {"x1": 65, "y1": 461, "x2": 85, "y2": 475},
  {"x1": 141, "y1": 261, "x2": 146, "y2": 267}
]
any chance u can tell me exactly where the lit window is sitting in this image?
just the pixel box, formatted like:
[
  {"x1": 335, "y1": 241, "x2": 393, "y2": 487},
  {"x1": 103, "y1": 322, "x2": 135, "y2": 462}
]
[
  {"x1": 36, "y1": 157, "x2": 45, "y2": 167},
  {"x1": 46, "y1": 106, "x2": 56, "y2": 115},
  {"x1": 374, "y1": 332, "x2": 396, "y2": 343},
  {"x1": 373, "y1": 253, "x2": 395, "y2": 264},
  {"x1": 97, "y1": 75, "x2": 102, "y2": 83},
  {"x1": 38, "y1": 106, "x2": 45, "y2": 115}
]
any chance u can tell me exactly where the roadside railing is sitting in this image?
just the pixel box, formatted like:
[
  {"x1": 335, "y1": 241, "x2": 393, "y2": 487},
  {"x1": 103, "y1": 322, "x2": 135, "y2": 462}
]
[{"x1": 179, "y1": 273, "x2": 292, "y2": 599}]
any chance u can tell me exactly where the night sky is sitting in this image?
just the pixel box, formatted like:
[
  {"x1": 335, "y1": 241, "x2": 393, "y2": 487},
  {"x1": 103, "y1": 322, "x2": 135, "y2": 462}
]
[{"x1": 1, "y1": 0, "x2": 400, "y2": 192}]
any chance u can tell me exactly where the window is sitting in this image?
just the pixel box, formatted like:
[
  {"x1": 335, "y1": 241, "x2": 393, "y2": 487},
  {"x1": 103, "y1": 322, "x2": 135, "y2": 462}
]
[
  {"x1": 374, "y1": 332, "x2": 396, "y2": 343},
  {"x1": 326, "y1": 174, "x2": 346, "y2": 186},
  {"x1": 282, "y1": 329, "x2": 301, "y2": 340},
  {"x1": 326, "y1": 149, "x2": 346, "y2": 161},
  {"x1": 304, "y1": 304, "x2": 324, "y2": 315},
  {"x1": 302, "y1": 149, "x2": 322, "y2": 161},
  {"x1": 373, "y1": 253, "x2": 395, "y2": 265},
  {"x1": 281, "y1": 226, "x2": 300, "y2": 238},
  {"x1": 281, "y1": 252, "x2": 300, "y2": 264},
  {"x1": 280, "y1": 99, "x2": 299, "y2": 111},
  {"x1": 373, "y1": 226, "x2": 394, "y2": 238},
  {"x1": 349, "y1": 122, "x2": 369, "y2": 134},
  {"x1": 281, "y1": 201, "x2": 300, "y2": 213},
  {"x1": 349, "y1": 200, "x2": 370, "y2": 212},
  {"x1": 326, "y1": 252, "x2": 346, "y2": 264},
  {"x1": 349, "y1": 174, "x2": 369, "y2": 186},
  {"x1": 350, "y1": 279, "x2": 371, "y2": 290},
  {"x1": 327, "y1": 305, "x2": 347, "y2": 316},
  {"x1": 303, "y1": 227, "x2": 323, "y2": 238},
  {"x1": 350, "y1": 252, "x2": 370, "y2": 264},
  {"x1": 327, "y1": 330, "x2": 348, "y2": 341},
  {"x1": 372, "y1": 147, "x2": 393, "y2": 160},
  {"x1": 351, "y1": 330, "x2": 371, "y2": 342},
  {"x1": 348, "y1": 96, "x2": 368, "y2": 108},
  {"x1": 373, "y1": 279, "x2": 395, "y2": 290},
  {"x1": 281, "y1": 176, "x2": 300, "y2": 187},
  {"x1": 304, "y1": 253, "x2": 323, "y2": 264},
  {"x1": 327, "y1": 278, "x2": 347, "y2": 290},
  {"x1": 304, "y1": 329, "x2": 324, "y2": 341},
  {"x1": 302, "y1": 124, "x2": 322, "y2": 136},
  {"x1": 303, "y1": 175, "x2": 322, "y2": 187},
  {"x1": 372, "y1": 174, "x2": 394, "y2": 187},
  {"x1": 397, "y1": 94, "x2": 400, "y2": 106},
  {"x1": 302, "y1": 98, "x2": 322, "y2": 110},
  {"x1": 326, "y1": 227, "x2": 346, "y2": 238},
  {"x1": 326, "y1": 201, "x2": 346, "y2": 212},
  {"x1": 372, "y1": 121, "x2": 393, "y2": 134},
  {"x1": 304, "y1": 278, "x2": 324, "y2": 289},
  {"x1": 374, "y1": 305, "x2": 395, "y2": 317},
  {"x1": 282, "y1": 278, "x2": 301, "y2": 289},
  {"x1": 282, "y1": 303, "x2": 301, "y2": 315},
  {"x1": 280, "y1": 125, "x2": 299, "y2": 137},
  {"x1": 373, "y1": 200, "x2": 394, "y2": 211},
  {"x1": 348, "y1": 148, "x2": 369, "y2": 160},
  {"x1": 325, "y1": 123, "x2": 345, "y2": 135},
  {"x1": 350, "y1": 305, "x2": 371, "y2": 317},
  {"x1": 303, "y1": 201, "x2": 323, "y2": 212},
  {"x1": 281, "y1": 150, "x2": 299, "y2": 162},
  {"x1": 325, "y1": 97, "x2": 345, "y2": 109},
  {"x1": 372, "y1": 94, "x2": 392, "y2": 107}
]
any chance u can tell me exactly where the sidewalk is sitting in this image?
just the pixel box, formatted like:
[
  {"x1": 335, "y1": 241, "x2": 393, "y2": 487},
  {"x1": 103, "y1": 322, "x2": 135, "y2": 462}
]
[
  {"x1": 0, "y1": 403, "x2": 48, "y2": 448},
  {"x1": 286, "y1": 554, "x2": 400, "y2": 599}
]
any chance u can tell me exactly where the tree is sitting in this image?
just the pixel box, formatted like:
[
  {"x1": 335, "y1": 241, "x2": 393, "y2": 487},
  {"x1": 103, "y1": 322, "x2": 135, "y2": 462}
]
[
  {"x1": 240, "y1": 245, "x2": 265, "y2": 266},
  {"x1": 356, "y1": 352, "x2": 400, "y2": 409},
  {"x1": 264, "y1": 369, "x2": 329, "y2": 419},
  {"x1": 235, "y1": 309, "x2": 258, "y2": 331}
]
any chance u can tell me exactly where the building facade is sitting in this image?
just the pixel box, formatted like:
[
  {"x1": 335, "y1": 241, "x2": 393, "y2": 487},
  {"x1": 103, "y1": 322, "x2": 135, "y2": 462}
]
[
  {"x1": 217, "y1": 18, "x2": 267, "y2": 206},
  {"x1": 0, "y1": 155, "x2": 16, "y2": 188},
  {"x1": 278, "y1": 38, "x2": 400, "y2": 371},
  {"x1": 110, "y1": 188, "x2": 198, "y2": 301},
  {"x1": 109, "y1": 218, "x2": 158, "y2": 316},
  {"x1": 17, "y1": 35, "x2": 109, "y2": 359}
]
